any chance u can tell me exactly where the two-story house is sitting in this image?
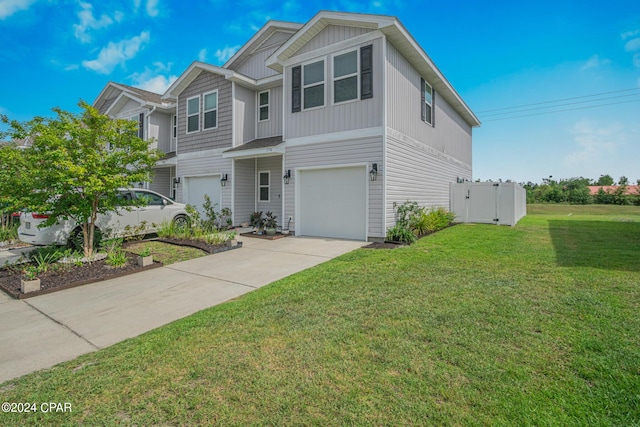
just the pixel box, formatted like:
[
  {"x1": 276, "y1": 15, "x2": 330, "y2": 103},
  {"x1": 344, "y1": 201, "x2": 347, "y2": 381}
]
[{"x1": 94, "y1": 11, "x2": 480, "y2": 241}]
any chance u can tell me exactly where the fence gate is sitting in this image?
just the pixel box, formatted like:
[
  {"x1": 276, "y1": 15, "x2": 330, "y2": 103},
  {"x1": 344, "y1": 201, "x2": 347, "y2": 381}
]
[{"x1": 450, "y1": 182, "x2": 526, "y2": 226}]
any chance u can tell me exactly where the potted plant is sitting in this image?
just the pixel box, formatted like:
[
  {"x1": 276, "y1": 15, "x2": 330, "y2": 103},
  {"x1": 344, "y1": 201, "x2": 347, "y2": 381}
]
[
  {"x1": 21, "y1": 266, "x2": 41, "y2": 293},
  {"x1": 249, "y1": 211, "x2": 264, "y2": 234},
  {"x1": 264, "y1": 211, "x2": 278, "y2": 236},
  {"x1": 137, "y1": 247, "x2": 153, "y2": 267}
]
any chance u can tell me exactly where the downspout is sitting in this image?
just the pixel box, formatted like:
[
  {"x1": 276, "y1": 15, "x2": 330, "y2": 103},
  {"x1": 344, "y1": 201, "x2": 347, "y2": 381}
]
[{"x1": 145, "y1": 106, "x2": 157, "y2": 190}]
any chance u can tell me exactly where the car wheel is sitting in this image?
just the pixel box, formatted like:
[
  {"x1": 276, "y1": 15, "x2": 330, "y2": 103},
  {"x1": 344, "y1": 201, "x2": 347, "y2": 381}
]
[
  {"x1": 172, "y1": 215, "x2": 189, "y2": 230},
  {"x1": 68, "y1": 227, "x2": 102, "y2": 252}
]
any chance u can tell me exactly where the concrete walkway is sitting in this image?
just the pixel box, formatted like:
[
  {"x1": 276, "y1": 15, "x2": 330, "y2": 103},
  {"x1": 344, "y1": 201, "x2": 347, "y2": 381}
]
[{"x1": 0, "y1": 235, "x2": 366, "y2": 384}]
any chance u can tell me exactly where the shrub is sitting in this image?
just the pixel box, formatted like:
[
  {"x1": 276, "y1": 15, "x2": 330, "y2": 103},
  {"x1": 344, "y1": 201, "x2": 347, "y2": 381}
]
[
  {"x1": 386, "y1": 201, "x2": 456, "y2": 243},
  {"x1": 105, "y1": 249, "x2": 128, "y2": 267},
  {"x1": 29, "y1": 246, "x2": 66, "y2": 273},
  {"x1": 386, "y1": 224, "x2": 417, "y2": 244}
]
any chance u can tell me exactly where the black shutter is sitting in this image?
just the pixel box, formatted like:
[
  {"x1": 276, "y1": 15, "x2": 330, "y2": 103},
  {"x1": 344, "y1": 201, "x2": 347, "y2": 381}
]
[
  {"x1": 431, "y1": 89, "x2": 435, "y2": 127},
  {"x1": 138, "y1": 113, "x2": 144, "y2": 138},
  {"x1": 292, "y1": 65, "x2": 301, "y2": 113},
  {"x1": 420, "y1": 78, "x2": 426, "y2": 122},
  {"x1": 360, "y1": 45, "x2": 373, "y2": 99}
]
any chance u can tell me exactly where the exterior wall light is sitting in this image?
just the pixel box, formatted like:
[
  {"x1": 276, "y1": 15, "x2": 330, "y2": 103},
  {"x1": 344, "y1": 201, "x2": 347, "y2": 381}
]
[
  {"x1": 369, "y1": 163, "x2": 378, "y2": 181},
  {"x1": 173, "y1": 177, "x2": 181, "y2": 185},
  {"x1": 220, "y1": 174, "x2": 228, "y2": 187},
  {"x1": 283, "y1": 169, "x2": 291, "y2": 184}
]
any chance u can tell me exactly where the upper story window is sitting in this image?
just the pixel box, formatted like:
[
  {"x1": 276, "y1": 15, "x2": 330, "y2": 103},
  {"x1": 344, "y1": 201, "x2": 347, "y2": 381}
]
[
  {"x1": 421, "y1": 78, "x2": 434, "y2": 126},
  {"x1": 258, "y1": 90, "x2": 269, "y2": 122},
  {"x1": 303, "y1": 60, "x2": 325, "y2": 110},
  {"x1": 204, "y1": 90, "x2": 218, "y2": 130},
  {"x1": 292, "y1": 45, "x2": 372, "y2": 113},
  {"x1": 129, "y1": 113, "x2": 144, "y2": 138},
  {"x1": 333, "y1": 50, "x2": 358, "y2": 103},
  {"x1": 187, "y1": 96, "x2": 200, "y2": 133}
]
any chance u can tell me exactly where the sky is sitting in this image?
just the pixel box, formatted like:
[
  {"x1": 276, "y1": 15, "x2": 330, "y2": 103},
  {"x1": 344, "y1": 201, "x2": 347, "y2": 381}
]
[{"x1": 1, "y1": 0, "x2": 639, "y2": 184}]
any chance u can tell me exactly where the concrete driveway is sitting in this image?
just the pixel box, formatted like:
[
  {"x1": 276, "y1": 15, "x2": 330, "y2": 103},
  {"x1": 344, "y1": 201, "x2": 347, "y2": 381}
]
[{"x1": 0, "y1": 235, "x2": 366, "y2": 384}]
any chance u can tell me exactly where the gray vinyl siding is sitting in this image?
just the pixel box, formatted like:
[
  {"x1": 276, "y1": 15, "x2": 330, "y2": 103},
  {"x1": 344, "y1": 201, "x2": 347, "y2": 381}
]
[
  {"x1": 386, "y1": 40, "x2": 472, "y2": 165},
  {"x1": 257, "y1": 85, "x2": 283, "y2": 139},
  {"x1": 294, "y1": 25, "x2": 374, "y2": 56},
  {"x1": 177, "y1": 71, "x2": 232, "y2": 154},
  {"x1": 236, "y1": 45, "x2": 282, "y2": 80},
  {"x1": 234, "y1": 84, "x2": 256, "y2": 145},
  {"x1": 284, "y1": 37, "x2": 383, "y2": 139},
  {"x1": 256, "y1": 156, "x2": 283, "y2": 226},
  {"x1": 233, "y1": 158, "x2": 256, "y2": 225},
  {"x1": 385, "y1": 134, "x2": 472, "y2": 230},
  {"x1": 149, "y1": 167, "x2": 171, "y2": 197},
  {"x1": 284, "y1": 136, "x2": 384, "y2": 238},
  {"x1": 175, "y1": 154, "x2": 232, "y2": 209}
]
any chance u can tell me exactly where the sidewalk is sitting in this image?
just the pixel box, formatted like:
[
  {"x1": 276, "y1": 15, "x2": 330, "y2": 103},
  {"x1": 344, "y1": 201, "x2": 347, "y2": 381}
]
[{"x1": 0, "y1": 235, "x2": 366, "y2": 384}]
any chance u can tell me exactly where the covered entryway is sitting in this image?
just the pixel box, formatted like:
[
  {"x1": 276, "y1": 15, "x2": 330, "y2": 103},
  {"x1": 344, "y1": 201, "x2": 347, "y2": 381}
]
[
  {"x1": 297, "y1": 166, "x2": 367, "y2": 240},
  {"x1": 184, "y1": 175, "x2": 222, "y2": 215}
]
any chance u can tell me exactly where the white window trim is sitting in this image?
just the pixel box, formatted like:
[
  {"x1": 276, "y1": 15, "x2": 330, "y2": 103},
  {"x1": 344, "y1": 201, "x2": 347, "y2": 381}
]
[
  {"x1": 186, "y1": 95, "x2": 200, "y2": 134},
  {"x1": 258, "y1": 170, "x2": 270, "y2": 202},
  {"x1": 203, "y1": 90, "x2": 219, "y2": 131},
  {"x1": 258, "y1": 89, "x2": 270, "y2": 122},
  {"x1": 331, "y1": 48, "x2": 360, "y2": 106},
  {"x1": 302, "y1": 58, "x2": 326, "y2": 111},
  {"x1": 423, "y1": 80, "x2": 434, "y2": 126}
]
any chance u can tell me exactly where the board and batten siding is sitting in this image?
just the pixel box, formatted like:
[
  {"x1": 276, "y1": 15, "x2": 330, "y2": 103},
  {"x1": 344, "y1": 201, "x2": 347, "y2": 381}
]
[
  {"x1": 149, "y1": 167, "x2": 172, "y2": 198},
  {"x1": 284, "y1": 37, "x2": 383, "y2": 139},
  {"x1": 256, "y1": 156, "x2": 283, "y2": 226},
  {"x1": 177, "y1": 71, "x2": 232, "y2": 154},
  {"x1": 233, "y1": 84, "x2": 256, "y2": 145},
  {"x1": 385, "y1": 133, "x2": 472, "y2": 230},
  {"x1": 284, "y1": 135, "x2": 384, "y2": 238},
  {"x1": 233, "y1": 158, "x2": 256, "y2": 225},
  {"x1": 175, "y1": 154, "x2": 232, "y2": 210},
  {"x1": 385, "y1": 40, "x2": 473, "y2": 165},
  {"x1": 257, "y1": 85, "x2": 283, "y2": 139}
]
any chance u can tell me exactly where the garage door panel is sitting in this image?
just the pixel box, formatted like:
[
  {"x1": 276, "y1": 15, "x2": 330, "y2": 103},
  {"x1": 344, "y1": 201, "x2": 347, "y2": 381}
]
[
  {"x1": 185, "y1": 176, "x2": 221, "y2": 216},
  {"x1": 299, "y1": 166, "x2": 366, "y2": 240}
]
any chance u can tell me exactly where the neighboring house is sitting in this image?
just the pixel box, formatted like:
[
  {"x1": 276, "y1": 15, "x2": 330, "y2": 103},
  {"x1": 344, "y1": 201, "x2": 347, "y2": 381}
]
[
  {"x1": 95, "y1": 11, "x2": 480, "y2": 241},
  {"x1": 93, "y1": 82, "x2": 178, "y2": 199},
  {"x1": 588, "y1": 186, "x2": 640, "y2": 196}
]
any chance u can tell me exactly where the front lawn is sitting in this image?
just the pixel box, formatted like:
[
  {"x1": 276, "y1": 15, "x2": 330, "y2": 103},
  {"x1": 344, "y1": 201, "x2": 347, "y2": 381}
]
[{"x1": 1, "y1": 204, "x2": 639, "y2": 425}]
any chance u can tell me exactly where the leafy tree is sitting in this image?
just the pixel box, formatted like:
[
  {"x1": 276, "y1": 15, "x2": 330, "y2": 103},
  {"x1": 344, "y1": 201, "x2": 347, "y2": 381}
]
[
  {"x1": 618, "y1": 176, "x2": 629, "y2": 185},
  {"x1": 0, "y1": 102, "x2": 162, "y2": 257},
  {"x1": 0, "y1": 142, "x2": 32, "y2": 232},
  {"x1": 595, "y1": 174, "x2": 614, "y2": 186}
]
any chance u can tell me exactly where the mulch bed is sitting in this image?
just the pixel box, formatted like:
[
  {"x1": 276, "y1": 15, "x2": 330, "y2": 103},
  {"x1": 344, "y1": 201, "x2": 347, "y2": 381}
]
[
  {"x1": 153, "y1": 238, "x2": 242, "y2": 253},
  {"x1": 0, "y1": 252, "x2": 161, "y2": 300},
  {"x1": 363, "y1": 241, "x2": 407, "y2": 249},
  {"x1": 240, "y1": 232, "x2": 290, "y2": 240}
]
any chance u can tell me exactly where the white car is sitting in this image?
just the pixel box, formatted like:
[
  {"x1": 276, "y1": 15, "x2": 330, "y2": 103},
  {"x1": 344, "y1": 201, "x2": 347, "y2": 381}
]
[{"x1": 18, "y1": 189, "x2": 189, "y2": 247}]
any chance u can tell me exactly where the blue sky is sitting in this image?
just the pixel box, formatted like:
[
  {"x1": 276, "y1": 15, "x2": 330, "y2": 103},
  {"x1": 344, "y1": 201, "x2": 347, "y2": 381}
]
[{"x1": 1, "y1": 0, "x2": 639, "y2": 183}]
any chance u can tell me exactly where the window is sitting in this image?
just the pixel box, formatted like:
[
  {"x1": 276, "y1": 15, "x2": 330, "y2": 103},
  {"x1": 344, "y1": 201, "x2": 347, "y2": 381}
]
[
  {"x1": 258, "y1": 171, "x2": 270, "y2": 202},
  {"x1": 204, "y1": 91, "x2": 218, "y2": 129},
  {"x1": 129, "y1": 114, "x2": 144, "y2": 138},
  {"x1": 258, "y1": 90, "x2": 269, "y2": 121},
  {"x1": 187, "y1": 96, "x2": 200, "y2": 133},
  {"x1": 303, "y1": 60, "x2": 325, "y2": 109},
  {"x1": 333, "y1": 50, "x2": 358, "y2": 103},
  {"x1": 421, "y1": 78, "x2": 434, "y2": 126}
]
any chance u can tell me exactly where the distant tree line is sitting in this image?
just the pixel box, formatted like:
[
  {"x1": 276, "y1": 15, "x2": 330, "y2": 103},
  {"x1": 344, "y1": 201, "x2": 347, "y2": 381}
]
[{"x1": 521, "y1": 174, "x2": 640, "y2": 205}]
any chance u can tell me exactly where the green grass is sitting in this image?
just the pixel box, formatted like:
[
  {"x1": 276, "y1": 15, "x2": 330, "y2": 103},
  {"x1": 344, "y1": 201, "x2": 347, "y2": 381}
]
[
  {"x1": 124, "y1": 241, "x2": 206, "y2": 265},
  {"x1": 1, "y1": 205, "x2": 639, "y2": 425}
]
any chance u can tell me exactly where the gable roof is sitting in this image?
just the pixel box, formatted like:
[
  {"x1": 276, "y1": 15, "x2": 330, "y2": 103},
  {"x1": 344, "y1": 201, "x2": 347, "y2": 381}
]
[
  {"x1": 93, "y1": 82, "x2": 171, "y2": 114},
  {"x1": 224, "y1": 20, "x2": 303, "y2": 71},
  {"x1": 266, "y1": 11, "x2": 481, "y2": 128}
]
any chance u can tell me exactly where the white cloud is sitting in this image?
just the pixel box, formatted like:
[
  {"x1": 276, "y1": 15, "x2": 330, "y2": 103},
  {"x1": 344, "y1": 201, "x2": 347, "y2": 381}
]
[
  {"x1": 565, "y1": 120, "x2": 624, "y2": 165},
  {"x1": 129, "y1": 63, "x2": 176, "y2": 93},
  {"x1": 82, "y1": 31, "x2": 150, "y2": 74},
  {"x1": 624, "y1": 37, "x2": 640, "y2": 52},
  {"x1": 73, "y1": 2, "x2": 123, "y2": 43},
  {"x1": 621, "y1": 29, "x2": 640, "y2": 40},
  {"x1": 214, "y1": 45, "x2": 240, "y2": 65},
  {"x1": 0, "y1": 0, "x2": 36, "y2": 19},
  {"x1": 145, "y1": 0, "x2": 158, "y2": 16},
  {"x1": 198, "y1": 48, "x2": 207, "y2": 62},
  {"x1": 581, "y1": 54, "x2": 611, "y2": 71}
]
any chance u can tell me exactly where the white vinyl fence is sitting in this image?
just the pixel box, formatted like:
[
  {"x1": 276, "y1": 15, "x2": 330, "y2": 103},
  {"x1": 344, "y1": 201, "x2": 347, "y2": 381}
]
[{"x1": 450, "y1": 182, "x2": 527, "y2": 226}]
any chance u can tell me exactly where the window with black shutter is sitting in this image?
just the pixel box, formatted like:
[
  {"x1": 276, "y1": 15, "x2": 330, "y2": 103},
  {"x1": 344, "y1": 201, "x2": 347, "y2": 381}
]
[
  {"x1": 292, "y1": 65, "x2": 301, "y2": 113},
  {"x1": 360, "y1": 45, "x2": 373, "y2": 99}
]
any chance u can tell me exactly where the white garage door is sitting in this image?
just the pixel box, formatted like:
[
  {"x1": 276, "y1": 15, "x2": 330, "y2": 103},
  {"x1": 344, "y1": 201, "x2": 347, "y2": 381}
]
[
  {"x1": 298, "y1": 166, "x2": 367, "y2": 240},
  {"x1": 184, "y1": 175, "x2": 221, "y2": 215}
]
